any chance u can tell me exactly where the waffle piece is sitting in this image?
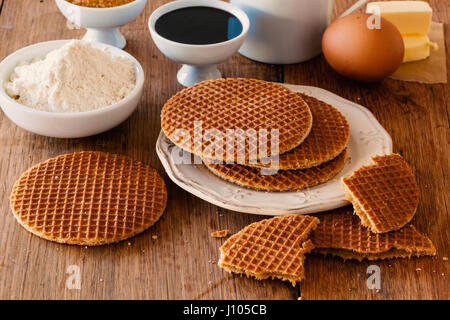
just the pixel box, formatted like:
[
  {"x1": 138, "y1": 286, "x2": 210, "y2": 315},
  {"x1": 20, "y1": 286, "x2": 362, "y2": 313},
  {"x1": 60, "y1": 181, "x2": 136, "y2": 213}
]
[
  {"x1": 211, "y1": 230, "x2": 229, "y2": 238},
  {"x1": 161, "y1": 78, "x2": 313, "y2": 163},
  {"x1": 342, "y1": 154, "x2": 419, "y2": 233},
  {"x1": 248, "y1": 93, "x2": 350, "y2": 170},
  {"x1": 219, "y1": 215, "x2": 320, "y2": 285},
  {"x1": 312, "y1": 207, "x2": 436, "y2": 261},
  {"x1": 205, "y1": 149, "x2": 347, "y2": 192},
  {"x1": 10, "y1": 151, "x2": 167, "y2": 246}
]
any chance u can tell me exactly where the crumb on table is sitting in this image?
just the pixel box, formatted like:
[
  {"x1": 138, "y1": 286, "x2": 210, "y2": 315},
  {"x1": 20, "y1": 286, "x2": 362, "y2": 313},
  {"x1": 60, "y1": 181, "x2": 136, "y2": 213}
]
[{"x1": 211, "y1": 229, "x2": 229, "y2": 238}]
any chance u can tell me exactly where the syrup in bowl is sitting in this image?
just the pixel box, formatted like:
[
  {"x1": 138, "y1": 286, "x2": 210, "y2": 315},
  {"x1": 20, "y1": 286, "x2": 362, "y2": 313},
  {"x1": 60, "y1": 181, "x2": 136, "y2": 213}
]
[{"x1": 155, "y1": 6, "x2": 243, "y2": 45}]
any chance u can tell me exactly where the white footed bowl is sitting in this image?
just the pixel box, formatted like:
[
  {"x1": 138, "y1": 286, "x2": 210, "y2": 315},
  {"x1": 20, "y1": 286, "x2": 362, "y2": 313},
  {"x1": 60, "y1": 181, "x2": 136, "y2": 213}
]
[
  {"x1": 0, "y1": 40, "x2": 144, "y2": 138},
  {"x1": 55, "y1": 0, "x2": 147, "y2": 48},
  {"x1": 148, "y1": 0, "x2": 249, "y2": 86}
]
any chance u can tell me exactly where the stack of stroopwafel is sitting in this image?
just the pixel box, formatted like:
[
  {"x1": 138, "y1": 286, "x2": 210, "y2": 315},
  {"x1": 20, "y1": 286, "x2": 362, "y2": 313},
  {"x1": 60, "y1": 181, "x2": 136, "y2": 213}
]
[{"x1": 161, "y1": 78, "x2": 350, "y2": 192}]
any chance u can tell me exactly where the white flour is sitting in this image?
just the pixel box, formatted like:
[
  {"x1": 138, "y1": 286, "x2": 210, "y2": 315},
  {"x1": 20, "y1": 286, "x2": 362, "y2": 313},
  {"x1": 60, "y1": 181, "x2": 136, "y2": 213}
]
[{"x1": 5, "y1": 40, "x2": 136, "y2": 112}]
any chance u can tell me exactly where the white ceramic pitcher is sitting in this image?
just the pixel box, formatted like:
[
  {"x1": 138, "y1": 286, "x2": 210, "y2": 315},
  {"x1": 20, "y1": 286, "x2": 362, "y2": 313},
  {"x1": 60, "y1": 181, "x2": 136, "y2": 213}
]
[{"x1": 230, "y1": 0, "x2": 368, "y2": 64}]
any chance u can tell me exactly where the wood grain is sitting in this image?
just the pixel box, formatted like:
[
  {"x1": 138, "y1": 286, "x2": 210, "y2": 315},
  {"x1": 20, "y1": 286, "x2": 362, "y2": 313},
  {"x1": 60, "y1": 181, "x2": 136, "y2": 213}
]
[{"x1": 0, "y1": 0, "x2": 448, "y2": 300}]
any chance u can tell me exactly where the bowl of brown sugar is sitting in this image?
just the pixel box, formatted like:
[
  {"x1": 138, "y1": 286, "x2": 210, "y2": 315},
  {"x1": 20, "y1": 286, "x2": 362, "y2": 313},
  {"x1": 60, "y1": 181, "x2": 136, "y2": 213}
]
[
  {"x1": 67, "y1": 1, "x2": 136, "y2": 8},
  {"x1": 56, "y1": 0, "x2": 146, "y2": 48}
]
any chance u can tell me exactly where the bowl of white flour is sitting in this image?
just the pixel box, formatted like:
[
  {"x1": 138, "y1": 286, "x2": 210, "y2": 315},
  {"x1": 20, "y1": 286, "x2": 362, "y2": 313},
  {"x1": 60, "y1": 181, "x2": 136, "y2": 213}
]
[{"x1": 0, "y1": 39, "x2": 144, "y2": 138}]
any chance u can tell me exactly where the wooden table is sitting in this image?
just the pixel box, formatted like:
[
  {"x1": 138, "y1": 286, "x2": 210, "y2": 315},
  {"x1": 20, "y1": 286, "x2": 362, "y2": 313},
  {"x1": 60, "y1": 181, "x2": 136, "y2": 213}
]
[{"x1": 0, "y1": 0, "x2": 448, "y2": 300}]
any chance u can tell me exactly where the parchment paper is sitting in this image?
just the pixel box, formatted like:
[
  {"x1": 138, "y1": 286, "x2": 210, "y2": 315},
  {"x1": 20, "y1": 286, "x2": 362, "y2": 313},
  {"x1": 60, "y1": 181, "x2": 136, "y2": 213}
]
[{"x1": 390, "y1": 22, "x2": 447, "y2": 84}]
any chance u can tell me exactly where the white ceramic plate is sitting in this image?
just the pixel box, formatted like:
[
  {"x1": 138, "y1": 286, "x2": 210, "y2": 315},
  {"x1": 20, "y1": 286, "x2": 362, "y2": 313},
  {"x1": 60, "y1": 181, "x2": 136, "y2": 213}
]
[{"x1": 156, "y1": 84, "x2": 392, "y2": 215}]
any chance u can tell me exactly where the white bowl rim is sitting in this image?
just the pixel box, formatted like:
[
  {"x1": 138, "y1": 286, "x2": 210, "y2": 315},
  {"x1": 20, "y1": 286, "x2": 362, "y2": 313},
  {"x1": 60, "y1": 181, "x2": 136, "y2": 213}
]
[
  {"x1": 148, "y1": 0, "x2": 250, "y2": 49},
  {"x1": 0, "y1": 39, "x2": 145, "y2": 118},
  {"x1": 56, "y1": 0, "x2": 147, "y2": 12}
]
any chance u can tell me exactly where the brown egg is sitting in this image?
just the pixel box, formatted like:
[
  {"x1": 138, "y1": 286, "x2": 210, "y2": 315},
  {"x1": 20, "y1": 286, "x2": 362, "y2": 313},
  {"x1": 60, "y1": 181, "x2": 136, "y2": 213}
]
[{"x1": 322, "y1": 13, "x2": 404, "y2": 82}]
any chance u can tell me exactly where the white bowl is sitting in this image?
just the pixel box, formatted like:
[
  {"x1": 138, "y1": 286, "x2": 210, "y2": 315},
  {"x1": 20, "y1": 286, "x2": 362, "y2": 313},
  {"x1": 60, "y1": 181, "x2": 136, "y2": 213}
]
[
  {"x1": 148, "y1": 0, "x2": 250, "y2": 86},
  {"x1": 55, "y1": 0, "x2": 147, "y2": 48},
  {"x1": 0, "y1": 40, "x2": 145, "y2": 138}
]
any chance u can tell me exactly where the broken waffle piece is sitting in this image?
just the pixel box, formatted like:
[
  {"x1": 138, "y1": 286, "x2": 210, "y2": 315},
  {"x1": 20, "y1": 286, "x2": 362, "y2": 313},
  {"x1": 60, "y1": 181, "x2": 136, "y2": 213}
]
[
  {"x1": 342, "y1": 153, "x2": 419, "y2": 233},
  {"x1": 211, "y1": 229, "x2": 229, "y2": 238},
  {"x1": 218, "y1": 215, "x2": 319, "y2": 286},
  {"x1": 312, "y1": 207, "x2": 436, "y2": 261}
]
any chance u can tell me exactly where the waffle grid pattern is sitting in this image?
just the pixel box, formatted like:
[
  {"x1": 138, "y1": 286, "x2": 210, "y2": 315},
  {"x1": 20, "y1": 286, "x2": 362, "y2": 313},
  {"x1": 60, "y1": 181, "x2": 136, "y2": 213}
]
[
  {"x1": 342, "y1": 154, "x2": 419, "y2": 233},
  {"x1": 10, "y1": 151, "x2": 167, "y2": 245},
  {"x1": 219, "y1": 215, "x2": 319, "y2": 285},
  {"x1": 205, "y1": 149, "x2": 347, "y2": 192},
  {"x1": 161, "y1": 78, "x2": 313, "y2": 163},
  {"x1": 249, "y1": 93, "x2": 350, "y2": 170},
  {"x1": 312, "y1": 207, "x2": 435, "y2": 261}
]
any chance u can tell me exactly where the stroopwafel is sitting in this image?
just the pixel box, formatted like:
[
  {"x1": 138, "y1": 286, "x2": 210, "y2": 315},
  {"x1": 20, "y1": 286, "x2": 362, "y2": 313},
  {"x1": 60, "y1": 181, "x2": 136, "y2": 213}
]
[
  {"x1": 218, "y1": 214, "x2": 320, "y2": 285},
  {"x1": 312, "y1": 207, "x2": 436, "y2": 261},
  {"x1": 248, "y1": 93, "x2": 350, "y2": 170},
  {"x1": 10, "y1": 151, "x2": 167, "y2": 245},
  {"x1": 342, "y1": 154, "x2": 419, "y2": 233},
  {"x1": 161, "y1": 78, "x2": 313, "y2": 163},
  {"x1": 205, "y1": 149, "x2": 347, "y2": 192}
]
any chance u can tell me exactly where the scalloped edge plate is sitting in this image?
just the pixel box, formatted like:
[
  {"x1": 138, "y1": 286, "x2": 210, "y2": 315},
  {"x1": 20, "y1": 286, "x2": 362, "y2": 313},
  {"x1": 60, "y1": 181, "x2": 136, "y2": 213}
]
[{"x1": 156, "y1": 84, "x2": 392, "y2": 215}]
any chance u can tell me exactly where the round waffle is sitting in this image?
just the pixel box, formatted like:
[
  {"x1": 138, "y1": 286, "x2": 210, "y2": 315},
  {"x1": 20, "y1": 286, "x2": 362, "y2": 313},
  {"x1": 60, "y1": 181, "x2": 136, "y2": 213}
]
[
  {"x1": 219, "y1": 214, "x2": 319, "y2": 286},
  {"x1": 312, "y1": 207, "x2": 436, "y2": 261},
  {"x1": 204, "y1": 149, "x2": 347, "y2": 192},
  {"x1": 161, "y1": 78, "x2": 313, "y2": 163},
  {"x1": 248, "y1": 93, "x2": 350, "y2": 170},
  {"x1": 10, "y1": 151, "x2": 167, "y2": 246},
  {"x1": 342, "y1": 153, "x2": 419, "y2": 233}
]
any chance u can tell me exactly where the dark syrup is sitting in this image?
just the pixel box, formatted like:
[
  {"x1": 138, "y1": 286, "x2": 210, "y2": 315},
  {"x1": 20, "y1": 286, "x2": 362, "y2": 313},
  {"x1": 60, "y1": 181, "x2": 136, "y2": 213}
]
[{"x1": 155, "y1": 6, "x2": 243, "y2": 45}]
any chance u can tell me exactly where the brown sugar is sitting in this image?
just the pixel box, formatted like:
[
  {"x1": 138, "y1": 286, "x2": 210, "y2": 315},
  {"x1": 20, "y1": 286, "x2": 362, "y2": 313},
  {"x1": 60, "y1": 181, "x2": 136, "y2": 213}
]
[{"x1": 67, "y1": 0, "x2": 135, "y2": 8}]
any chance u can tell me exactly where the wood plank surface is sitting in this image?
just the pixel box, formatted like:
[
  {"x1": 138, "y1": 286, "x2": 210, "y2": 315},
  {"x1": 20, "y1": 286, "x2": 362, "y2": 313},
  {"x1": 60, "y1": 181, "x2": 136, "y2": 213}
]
[
  {"x1": 286, "y1": 0, "x2": 450, "y2": 300},
  {"x1": 0, "y1": 0, "x2": 448, "y2": 300}
]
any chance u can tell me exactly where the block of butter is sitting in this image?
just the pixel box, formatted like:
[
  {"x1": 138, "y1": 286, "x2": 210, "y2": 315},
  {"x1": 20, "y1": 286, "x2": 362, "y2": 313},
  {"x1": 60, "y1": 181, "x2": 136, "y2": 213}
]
[
  {"x1": 366, "y1": 1, "x2": 432, "y2": 35},
  {"x1": 402, "y1": 34, "x2": 438, "y2": 62}
]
